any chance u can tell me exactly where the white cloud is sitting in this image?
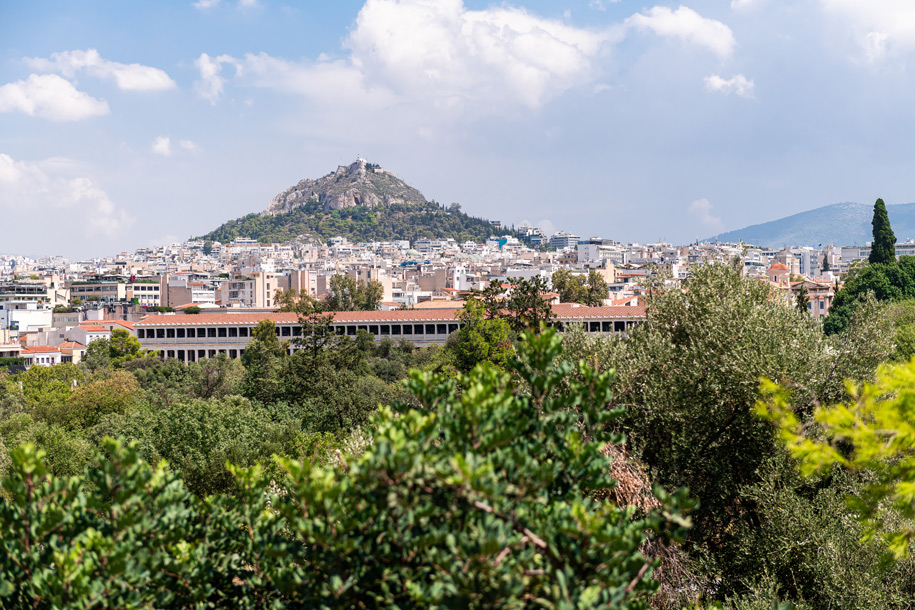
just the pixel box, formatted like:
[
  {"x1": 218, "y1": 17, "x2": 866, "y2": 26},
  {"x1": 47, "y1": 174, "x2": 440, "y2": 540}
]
[
  {"x1": 704, "y1": 74, "x2": 755, "y2": 98},
  {"x1": 345, "y1": 0, "x2": 615, "y2": 110},
  {"x1": 194, "y1": 0, "x2": 220, "y2": 8},
  {"x1": 688, "y1": 198, "x2": 724, "y2": 232},
  {"x1": 0, "y1": 153, "x2": 133, "y2": 239},
  {"x1": 820, "y1": 1, "x2": 915, "y2": 61},
  {"x1": 238, "y1": 0, "x2": 258, "y2": 7},
  {"x1": 151, "y1": 136, "x2": 172, "y2": 156},
  {"x1": 626, "y1": 6, "x2": 737, "y2": 59},
  {"x1": 26, "y1": 49, "x2": 175, "y2": 92},
  {"x1": 730, "y1": 0, "x2": 760, "y2": 9},
  {"x1": 0, "y1": 74, "x2": 109, "y2": 121},
  {"x1": 193, "y1": 52, "x2": 241, "y2": 104},
  {"x1": 152, "y1": 136, "x2": 200, "y2": 156},
  {"x1": 194, "y1": 1, "x2": 738, "y2": 118},
  {"x1": 863, "y1": 31, "x2": 889, "y2": 62}
]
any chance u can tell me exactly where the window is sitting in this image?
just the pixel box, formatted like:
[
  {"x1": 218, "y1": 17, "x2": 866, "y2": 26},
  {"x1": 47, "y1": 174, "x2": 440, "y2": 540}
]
[
  {"x1": 240, "y1": 327, "x2": 249, "y2": 337},
  {"x1": 218, "y1": 328, "x2": 227, "y2": 338},
  {"x1": 436, "y1": 324, "x2": 447, "y2": 335},
  {"x1": 177, "y1": 328, "x2": 186, "y2": 338},
  {"x1": 281, "y1": 326, "x2": 291, "y2": 337},
  {"x1": 402, "y1": 325, "x2": 412, "y2": 335},
  {"x1": 614, "y1": 321, "x2": 625, "y2": 333},
  {"x1": 380, "y1": 325, "x2": 390, "y2": 335},
  {"x1": 369, "y1": 325, "x2": 379, "y2": 335},
  {"x1": 166, "y1": 328, "x2": 175, "y2": 338},
  {"x1": 425, "y1": 324, "x2": 435, "y2": 335},
  {"x1": 207, "y1": 328, "x2": 216, "y2": 338},
  {"x1": 186, "y1": 328, "x2": 195, "y2": 338},
  {"x1": 602, "y1": 321, "x2": 612, "y2": 333},
  {"x1": 198, "y1": 328, "x2": 207, "y2": 338},
  {"x1": 448, "y1": 324, "x2": 458, "y2": 334},
  {"x1": 137, "y1": 329, "x2": 145, "y2": 339},
  {"x1": 228, "y1": 327, "x2": 237, "y2": 337},
  {"x1": 347, "y1": 326, "x2": 356, "y2": 336},
  {"x1": 589, "y1": 322, "x2": 600, "y2": 333},
  {"x1": 156, "y1": 329, "x2": 165, "y2": 339},
  {"x1": 391, "y1": 325, "x2": 401, "y2": 335}
]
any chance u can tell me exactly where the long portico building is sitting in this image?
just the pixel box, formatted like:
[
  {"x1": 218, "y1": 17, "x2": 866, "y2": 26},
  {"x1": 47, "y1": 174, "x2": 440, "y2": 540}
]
[{"x1": 135, "y1": 303, "x2": 646, "y2": 363}]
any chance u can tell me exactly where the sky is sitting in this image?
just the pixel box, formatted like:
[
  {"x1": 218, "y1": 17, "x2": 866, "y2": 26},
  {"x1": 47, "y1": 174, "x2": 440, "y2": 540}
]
[{"x1": 2, "y1": 0, "x2": 915, "y2": 258}]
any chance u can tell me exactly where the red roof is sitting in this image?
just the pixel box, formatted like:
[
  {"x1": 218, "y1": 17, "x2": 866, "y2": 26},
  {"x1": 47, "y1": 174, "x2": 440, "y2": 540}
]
[
  {"x1": 768, "y1": 264, "x2": 789, "y2": 271},
  {"x1": 22, "y1": 345, "x2": 60, "y2": 354},
  {"x1": 136, "y1": 304, "x2": 646, "y2": 327},
  {"x1": 92, "y1": 319, "x2": 135, "y2": 330},
  {"x1": 79, "y1": 325, "x2": 110, "y2": 332}
]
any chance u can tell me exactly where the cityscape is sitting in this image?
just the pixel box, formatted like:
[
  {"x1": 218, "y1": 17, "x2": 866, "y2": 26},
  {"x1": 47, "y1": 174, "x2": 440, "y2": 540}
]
[{"x1": 5, "y1": 1, "x2": 915, "y2": 608}]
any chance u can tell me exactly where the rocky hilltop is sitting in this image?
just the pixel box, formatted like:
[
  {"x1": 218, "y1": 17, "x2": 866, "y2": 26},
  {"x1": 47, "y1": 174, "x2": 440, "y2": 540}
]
[
  {"x1": 202, "y1": 159, "x2": 523, "y2": 246},
  {"x1": 264, "y1": 158, "x2": 428, "y2": 215}
]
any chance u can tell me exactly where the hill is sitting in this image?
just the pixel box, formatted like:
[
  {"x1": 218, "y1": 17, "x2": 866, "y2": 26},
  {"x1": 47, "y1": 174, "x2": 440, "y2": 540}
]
[
  {"x1": 202, "y1": 159, "x2": 516, "y2": 245},
  {"x1": 711, "y1": 201, "x2": 915, "y2": 247}
]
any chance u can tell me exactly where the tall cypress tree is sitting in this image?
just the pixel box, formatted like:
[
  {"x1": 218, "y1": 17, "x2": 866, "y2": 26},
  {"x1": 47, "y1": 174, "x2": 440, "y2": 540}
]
[{"x1": 869, "y1": 198, "x2": 896, "y2": 265}]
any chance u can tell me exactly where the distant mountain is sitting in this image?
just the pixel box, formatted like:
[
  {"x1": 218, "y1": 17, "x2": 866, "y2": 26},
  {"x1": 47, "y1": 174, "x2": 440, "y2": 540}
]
[
  {"x1": 711, "y1": 202, "x2": 915, "y2": 248},
  {"x1": 202, "y1": 159, "x2": 519, "y2": 245}
]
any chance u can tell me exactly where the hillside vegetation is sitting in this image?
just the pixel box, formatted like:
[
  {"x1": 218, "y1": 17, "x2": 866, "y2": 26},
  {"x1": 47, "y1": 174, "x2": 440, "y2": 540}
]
[{"x1": 202, "y1": 199, "x2": 515, "y2": 245}]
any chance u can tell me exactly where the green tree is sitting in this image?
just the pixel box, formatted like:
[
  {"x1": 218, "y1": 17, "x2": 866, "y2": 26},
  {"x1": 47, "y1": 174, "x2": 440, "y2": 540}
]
[
  {"x1": 144, "y1": 395, "x2": 296, "y2": 496},
  {"x1": 0, "y1": 329, "x2": 693, "y2": 608},
  {"x1": 758, "y1": 357, "x2": 915, "y2": 560},
  {"x1": 80, "y1": 338, "x2": 112, "y2": 372},
  {"x1": 109, "y1": 328, "x2": 142, "y2": 366},
  {"x1": 446, "y1": 297, "x2": 513, "y2": 373},
  {"x1": 504, "y1": 276, "x2": 555, "y2": 332},
  {"x1": 18, "y1": 364, "x2": 83, "y2": 412},
  {"x1": 187, "y1": 353, "x2": 244, "y2": 400},
  {"x1": 869, "y1": 197, "x2": 896, "y2": 265},
  {"x1": 51, "y1": 370, "x2": 140, "y2": 431},
  {"x1": 324, "y1": 273, "x2": 383, "y2": 311},
  {"x1": 795, "y1": 284, "x2": 809, "y2": 313},
  {"x1": 585, "y1": 269, "x2": 610, "y2": 306},
  {"x1": 570, "y1": 264, "x2": 892, "y2": 592},
  {"x1": 240, "y1": 320, "x2": 285, "y2": 405},
  {"x1": 551, "y1": 268, "x2": 586, "y2": 303},
  {"x1": 824, "y1": 256, "x2": 915, "y2": 334}
]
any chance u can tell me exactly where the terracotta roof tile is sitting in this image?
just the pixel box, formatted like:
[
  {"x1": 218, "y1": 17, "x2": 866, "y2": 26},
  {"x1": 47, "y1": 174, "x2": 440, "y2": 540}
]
[
  {"x1": 22, "y1": 345, "x2": 61, "y2": 354},
  {"x1": 136, "y1": 304, "x2": 646, "y2": 327}
]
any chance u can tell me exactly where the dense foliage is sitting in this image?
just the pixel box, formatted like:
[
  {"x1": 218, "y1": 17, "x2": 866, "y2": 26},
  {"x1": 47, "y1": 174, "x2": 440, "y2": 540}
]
[
  {"x1": 551, "y1": 268, "x2": 610, "y2": 306},
  {"x1": 0, "y1": 331, "x2": 690, "y2": 609},
  {"x1": 825, "y1": 198, "x2": 907, "y2": 334},
  {"x1": 560, "y1": 264, "x2": 902, "y2": 607},
  {"x1": 201, "y1": 199, "x2": 525, "y2": 245}
]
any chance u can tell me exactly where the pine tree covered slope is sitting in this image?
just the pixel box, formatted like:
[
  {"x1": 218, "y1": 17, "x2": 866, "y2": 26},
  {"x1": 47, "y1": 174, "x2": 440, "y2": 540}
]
[{"x1": 202, "y1": 159, "x2": 518, "y2": 244}]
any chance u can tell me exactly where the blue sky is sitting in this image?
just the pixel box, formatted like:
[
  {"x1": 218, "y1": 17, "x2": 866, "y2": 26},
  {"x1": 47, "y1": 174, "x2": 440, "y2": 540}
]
[{"x1": 2, "y1": 0, "x2": 914, "y2": 258}]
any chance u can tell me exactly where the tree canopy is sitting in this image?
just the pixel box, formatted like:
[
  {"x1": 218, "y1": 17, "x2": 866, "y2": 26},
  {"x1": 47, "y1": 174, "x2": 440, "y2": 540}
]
[{"x1": 0, "y1": 330, "x2": 691, "y2": 609}]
